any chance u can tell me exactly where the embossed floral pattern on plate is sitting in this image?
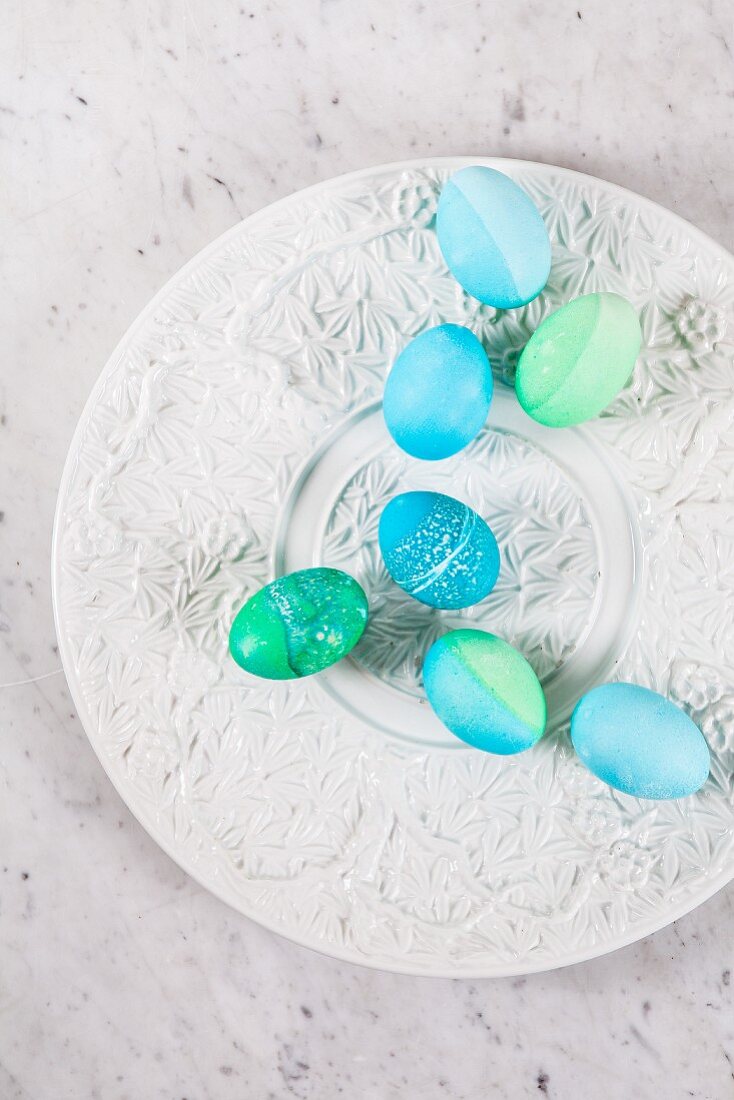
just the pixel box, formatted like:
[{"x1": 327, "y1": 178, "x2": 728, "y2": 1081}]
[{"x1": 53, "y1": 159, "x2": 734, "y2": 976}]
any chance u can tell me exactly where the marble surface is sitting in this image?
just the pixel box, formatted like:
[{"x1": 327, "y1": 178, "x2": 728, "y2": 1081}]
[{"x1": 1, "y1": 0, "x2": 734, "y2": 1095}]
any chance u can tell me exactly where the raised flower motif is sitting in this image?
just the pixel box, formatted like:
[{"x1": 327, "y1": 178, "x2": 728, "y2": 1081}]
[
  {"x1": 669, "y1": 661, "x2": 722, "y2": 712},
  {"x1": 675, "y1": 297, "x2": 727, "y2": 353},
  {"x1": 597, "y1": 840, "x2": 653, "y2": 890},
  {"x1": 556, "y1": 754, "x2": 604, "y2": 798},
  {"x1": 200, "y1": 512, "x2": 253, "y2": 562},
  {"x1": 572, "y1": 798, "x2": 624, "y2": 847},
  {"x1": 393, "y1": 175, "x2": 439, "y2": 228},
  {"x1": 167, "y1": 645, "x2": 220, "y2": 700},
  {"x1": 127, "y1": 728, "x2": 178, "y2": 782},
  {"x1": 67, "y1": 512, "x2": 122, "y2": 557},
  {"x1": 701, "y1": 697, "x2": 734, "y2": 754}
]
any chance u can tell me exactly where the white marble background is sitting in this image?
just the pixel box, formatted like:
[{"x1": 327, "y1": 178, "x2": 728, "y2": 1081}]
[{"x1": 2, "y1": 1, "x2": 734, "y2": 1096}]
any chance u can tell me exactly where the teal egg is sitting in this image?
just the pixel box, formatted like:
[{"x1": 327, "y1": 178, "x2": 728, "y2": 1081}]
[
  {"x1": 229, "y1": 568, "x2": 368, "y2": 680},
  {"x1": 436, "y1": 166, "x2": 551, "y2": 308},
  {"x1": 423, "y1": 630, "x2": 547, "y2": 754},
  {"x1": 378, "y1": 491, "x2": 500, "y2": 610},
  {"x1": 571, "y1": 683, "x2": 710, "y2": 799}
]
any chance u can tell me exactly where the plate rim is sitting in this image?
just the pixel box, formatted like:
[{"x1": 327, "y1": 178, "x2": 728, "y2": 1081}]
[{"x1": 52, "y1": 155, "x2": 734, "y2": 978}]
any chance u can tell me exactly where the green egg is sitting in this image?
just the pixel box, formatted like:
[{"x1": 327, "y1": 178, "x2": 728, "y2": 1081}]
[
  {"x1": 229, "y1": 568, "x2": 368, "y2": 680},
  {"x1": 515, "y1": 293, "x2": 641, "y2": 428}
]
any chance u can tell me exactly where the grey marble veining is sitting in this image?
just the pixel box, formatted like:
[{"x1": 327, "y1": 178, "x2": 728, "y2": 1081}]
[{"x1": 1, "y1": 0, "x2": 733, "y2": 1096}]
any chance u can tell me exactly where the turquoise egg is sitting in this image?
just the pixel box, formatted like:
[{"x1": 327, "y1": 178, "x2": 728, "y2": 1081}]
[
  {"x1": 383, "y1": 324, "x2": 493, "y2": 460},
  {"x1": 378, "y1": 491, "x2": 500, "y2": 610},
  {"x1": 571, "y1": 683, "x2": 711, "y2": 800},
  {"x1": 423, "y1": 629, "x2": 547, "y2": 754},
  {"x1": 436, "y1": 166, "x2": 551, "y2": 308}
]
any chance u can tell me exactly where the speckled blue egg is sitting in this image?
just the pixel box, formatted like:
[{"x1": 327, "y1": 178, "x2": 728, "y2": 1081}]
[
  {"x1": 571, "y1": 683, "x2": 711, "y2": 800},
  {"x1": 383, "y1": 324, "x2": 493, "y2": 460},
  {"x1": 378, "y1": 491, "x2": 500, "y2": 610},
  {"x1": 436, "y1": 166, "x2": 551, "y2": 308},
  {"x1": 423, "y1": 630, "x2": 547, "y2": 755}
]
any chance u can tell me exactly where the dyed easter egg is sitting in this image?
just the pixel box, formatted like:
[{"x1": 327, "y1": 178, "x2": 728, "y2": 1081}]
[
  {"x1": 423, "y1": 630, "x2": 546, "y2": 754},
  {"x1": 378, "y1": 491, "x2": 499, "y2": 610},
  {"x1": 229, "y1": 568, "x2": 368, "y2": 680},
  {"x1": 515, "y1": 293, "x2": 641, "y2": 427},
  {"x1": 571, "y1": 683, "x2": 710, "y2": 800},
  {"x1": 383, "y1": 323, "x2": 493, "y2": 460},
  {"x1": 436, "y1": 165, "x2": 551, "y2": 308}
]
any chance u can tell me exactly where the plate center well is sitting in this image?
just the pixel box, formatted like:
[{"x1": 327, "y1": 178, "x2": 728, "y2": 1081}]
[{"x1": 275, "y1": 387, "x2": 642, "y2": 746}]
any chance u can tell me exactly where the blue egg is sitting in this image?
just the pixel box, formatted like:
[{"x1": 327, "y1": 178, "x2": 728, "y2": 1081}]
[
  {"x1": 571, "y1": 683, "x2": 711, "y2": 800},
  {"x1": 423, "y1": 630, "x2": 547, "y2": 755},
  {"x1": 383, "y1": 324, "x2": 493, "y2": 460},
  {"x1": 436, "y1": 166, "x2": 551, "y2": 308},
  {"x1": 378, "y1": 491, "x2": 500, "y2": 610}
]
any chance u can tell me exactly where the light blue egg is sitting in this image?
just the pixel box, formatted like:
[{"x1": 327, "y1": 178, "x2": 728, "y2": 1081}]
[
  {"x1": 571, "y1": 683, "x2": 711, "y2": 800},
  {"x1": 423, "y1": 629, "x2": 547, "y2": 755},
  {"x1": 383, "y1": 324, "x2": 493, "y2": 460},
  {"x1": 378, "y1": 491, "x2": 500, "y2": 610},
  {"x1": 436, "y1": 166, "x2": 551, "y2": 308}
]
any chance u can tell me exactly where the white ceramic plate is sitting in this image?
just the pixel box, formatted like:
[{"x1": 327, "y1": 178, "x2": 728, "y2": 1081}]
[{"x1": 53, "y1": 158, "x2": 734, "y2": 977}]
